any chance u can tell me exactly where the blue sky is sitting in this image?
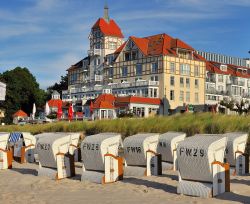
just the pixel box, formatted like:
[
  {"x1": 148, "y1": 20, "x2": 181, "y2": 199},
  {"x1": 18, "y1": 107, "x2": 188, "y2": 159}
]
[{"x1": 0, "y1": 0, "x2": 250, "y2": 89}]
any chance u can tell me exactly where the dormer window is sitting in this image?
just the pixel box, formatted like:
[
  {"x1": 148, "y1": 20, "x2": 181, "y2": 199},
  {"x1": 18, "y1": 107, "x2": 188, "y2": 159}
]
[
  {"x1": 237, "y1": 68, "x2": 247, "y2": 75},
  {"x1": 124, "y1": 51, "x2": 137, "y2": 61},
  {"x1": 178, "y1": 50, "x2": 192, "y2": 60},
  {"x1": 128, "y1": 41, "x2": 134, "y2": 49},
  {"x1": 220, "y1": 64, "x2": 227, "y2": 71}
]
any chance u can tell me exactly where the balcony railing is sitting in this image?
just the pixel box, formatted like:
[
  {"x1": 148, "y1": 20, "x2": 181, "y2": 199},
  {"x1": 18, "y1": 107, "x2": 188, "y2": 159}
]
[
  {"x1": 63, "y1": 80, "x2": 160, "y2": 97},
  {"x1": 232, "y1": 80, "x2": 245, "y2": 86},
  {"x1": 206, "y1": 89, "x2": 229, "y2": 96}
]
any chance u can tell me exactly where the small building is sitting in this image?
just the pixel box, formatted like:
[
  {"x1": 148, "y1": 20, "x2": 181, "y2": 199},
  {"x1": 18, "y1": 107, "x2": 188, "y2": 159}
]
[
  {"x1": 92, "y1": 94, "x2": 116, "y2": 120},
  {"x1": 82, "y1": 93, "x2": 161, "y2": 120},
  {"x1": 48, "y1": 91, "x2": 63, "y2": 113},
  {"x1": 13, "y1": 110, "x2": 28, "y2": 124}
]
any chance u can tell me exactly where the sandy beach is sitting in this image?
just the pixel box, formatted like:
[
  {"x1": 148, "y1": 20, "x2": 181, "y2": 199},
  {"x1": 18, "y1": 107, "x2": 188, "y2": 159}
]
[{"x1": 0, "y1": 162, "x2": 249, "y2": 204}]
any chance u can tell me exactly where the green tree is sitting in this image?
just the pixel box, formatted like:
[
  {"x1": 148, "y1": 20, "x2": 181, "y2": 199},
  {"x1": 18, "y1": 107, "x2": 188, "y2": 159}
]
[
  {"x1": 0, "y1": 67, "x2": 46, "y2": 124},
  {"x1": 47, "y1": 74, "x2": 68, "y2": 99}
]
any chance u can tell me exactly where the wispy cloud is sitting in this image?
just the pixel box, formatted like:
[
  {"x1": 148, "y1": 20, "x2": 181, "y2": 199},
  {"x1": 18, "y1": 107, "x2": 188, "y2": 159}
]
[{"x1": 0, "y1": 0, "x2": 249, "y2": 89}]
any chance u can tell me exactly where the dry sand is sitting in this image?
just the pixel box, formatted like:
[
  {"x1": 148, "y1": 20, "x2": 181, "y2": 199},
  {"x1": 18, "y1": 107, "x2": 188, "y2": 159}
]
[{"x1": 0, "y1": 162, "x2": 249, "y2": 204}]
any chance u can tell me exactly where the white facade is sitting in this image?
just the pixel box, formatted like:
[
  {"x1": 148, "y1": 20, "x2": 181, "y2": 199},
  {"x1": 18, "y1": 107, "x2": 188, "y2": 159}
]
[{"x1": 205, "y1": 64, "x2": 250, "y2": 105}]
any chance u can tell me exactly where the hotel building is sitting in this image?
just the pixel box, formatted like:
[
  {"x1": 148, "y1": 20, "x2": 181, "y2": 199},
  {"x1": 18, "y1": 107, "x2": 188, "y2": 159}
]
[
  {"x1": 62, "y1": 6, "x2": 207, "y2": 115},
  {"x1": 195, "y1": 51, "x2": 250, "y2": 105}
]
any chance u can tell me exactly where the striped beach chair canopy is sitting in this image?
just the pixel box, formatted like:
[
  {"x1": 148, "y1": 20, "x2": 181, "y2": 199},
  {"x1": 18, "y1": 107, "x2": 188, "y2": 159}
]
[{"x1": 9, "y1": 132, "x2": 23, "y2": 143}]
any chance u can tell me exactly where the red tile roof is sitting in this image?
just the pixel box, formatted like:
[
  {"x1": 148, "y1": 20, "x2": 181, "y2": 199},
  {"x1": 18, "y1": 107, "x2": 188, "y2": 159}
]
[
  {"x1": 114, "y1": 33, "x2": 202, "y2": 59},
  {"x1": 130, "y1": 36, "x2": 149, "y2": 55},
  {"x1": 93, "y1": 94, "x2": 116, "y2": 109},
  {"x1": 90, "y1": 94, "x2": 161, "y2": 109},
  {"x1": 115, "y1": 96, "x2": 161, "y2": 105},
  {"x1": 48, "y1": 99, "x2": 63, "y2": 108},
  {"x1": 13, "y1": 110, "x2": 28, "y2": 118},
  {"x1": 207, "y1": 61, "x2": 250, "y2": 78},
  {"x1": 92, "y1": 18, "x2": 124, "y2": 38}
]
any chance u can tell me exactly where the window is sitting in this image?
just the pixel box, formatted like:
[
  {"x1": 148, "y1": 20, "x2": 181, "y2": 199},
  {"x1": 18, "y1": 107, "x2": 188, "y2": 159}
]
[
  {"x1": 179, "y1": 91, "x2": 184, "y2": 101},
  {"x1": 195, "y1": 93, "x2": 199, "y2": 103},
  {"x1": 107, "y1": 55, "x2": 114, "y2": 64},
  {"x1": 109, "y1": 42, "x2": 117, "y2": 50},
  {"x1": 136, "y1": 64, "x2": 143, "y2": 76},
  {"x1": 186, "y1": 92, "x2": 190, "y2": 102},
  {"x1": 153, "y1": 89, "x2": 158, "y2": 98},
  {"x1": 95, "y1": 42, "x2": 101, "y2": 49},
  {"x1": 218, "y1": 74, "x2": 224, "y2": 83},
  {"x1": 170, "y1": 62, "x2": 175, "y2": 73},
  {"x1": 128, "y1": 41, "x2": 134, "y2": 49},
  {"x1": 94, "y1": 58, "x2": 101, "y2": 66},
  {"x1": 170, "y1": 90, "x2": 175, "y2": 100},
  {"x1": 195, "y1": 79, "x2": 199, "y2": 88},
  {"x1": 121, "y1": 66, "x2": 128, "y2": 77},
  {"x1": 151, "y1": 62, "x2": 158, "y2": 73},
  {"x1": 180, "y1": 64, "x2": 190, "y2": 75},
  {"x1": 109, "y1": 68, "x2": 113, "y2": 78},
  {"x1": 180, "y1": 77, "x2": 184, "y2": 87},
  {"x1": 124, "y1": 53, "x2": 130, "y2": 61},
  {"x1": 151, "y1": 76, "x2": 159, "y2": 81},
  {"x1": 194, "y1": 65, "x2": 200, "y2": 76},
  {"x1": 220, "y1": 64, "x2": 227, "y2": 71},
  {"x1": 131, "y1": 51, "x2": 137, "y2": 60},
  {"x1": 170, "y1": 76, "x2": 175, "y2": 86},
  {"x1": 186, "y1": 78, "x2": 190, "y2": 88}
]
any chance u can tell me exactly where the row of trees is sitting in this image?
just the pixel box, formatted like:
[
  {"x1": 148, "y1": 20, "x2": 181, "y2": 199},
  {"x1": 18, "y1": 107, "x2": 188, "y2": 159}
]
[{"x1": 0, "y1": 67, "x2": 67, "y2": 124}]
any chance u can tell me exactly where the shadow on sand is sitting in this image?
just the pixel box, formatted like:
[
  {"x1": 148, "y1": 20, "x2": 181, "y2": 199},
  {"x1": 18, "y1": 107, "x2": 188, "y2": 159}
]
[
  {"x1": 216, "y1": 192, "x2": 250, "y2": 203},
  {"x1": 231, "y1": 178, "x2": 250, "y2": 186},
  {"x1": 11, "y1": 167, "x2": 38, "y2": 176},
  {"x1": 159, "y1": 173, "x2": 178, "y2": 181},
  {"x1": 122, "y1": 177, "x2": 176, "y2": 194}
]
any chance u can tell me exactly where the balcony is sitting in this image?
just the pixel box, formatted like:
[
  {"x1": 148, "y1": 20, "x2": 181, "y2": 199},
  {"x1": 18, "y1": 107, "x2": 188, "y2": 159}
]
[
  {"x1": 206, "y1": 88, "x2": 228, "y2": 96},
  {"x1": 88, "y1": 49, "x2": 101, "y2": 56},
  {"x1": 131, "y1": 80, "x2": 160, "y2": 87},
  {"x1": 232, "y1": 80, "x2": 245, "y2": 87}
]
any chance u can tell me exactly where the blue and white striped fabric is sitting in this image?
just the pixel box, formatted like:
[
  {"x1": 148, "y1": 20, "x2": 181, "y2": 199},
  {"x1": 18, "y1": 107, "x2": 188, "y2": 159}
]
[{"x1": 9, "y1": 132, "x2": 22, "y2": 143}]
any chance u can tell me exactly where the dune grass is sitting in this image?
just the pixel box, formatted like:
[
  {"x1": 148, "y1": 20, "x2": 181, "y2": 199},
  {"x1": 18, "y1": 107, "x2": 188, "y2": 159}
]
[
  {"x1": 0, "y1": 112, "x2": 248, "y2": 136},
  {"x1": 0, "y1": 113, "x2": 249, "y2": 150}
]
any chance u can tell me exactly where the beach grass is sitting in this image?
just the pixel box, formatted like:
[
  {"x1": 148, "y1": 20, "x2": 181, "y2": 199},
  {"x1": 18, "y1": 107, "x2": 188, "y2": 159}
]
[{"x1": 0, "y1": 113, "x2": 249, "y2": 150}]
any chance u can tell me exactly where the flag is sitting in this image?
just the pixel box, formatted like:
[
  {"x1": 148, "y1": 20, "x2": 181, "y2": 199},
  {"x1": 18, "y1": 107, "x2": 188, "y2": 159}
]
[
  {"x1": 32, "y1": 103, "x2": 36, "y2": 119},
  {"x1": 45, "y1": 101, "x2": 50, "y2": 116},
  {"x1": 57, "y1": 104, "x2": 63, "y2": 120},
  {"x1": 68, "y1": 104, "x2": 73, "y2": 121}
]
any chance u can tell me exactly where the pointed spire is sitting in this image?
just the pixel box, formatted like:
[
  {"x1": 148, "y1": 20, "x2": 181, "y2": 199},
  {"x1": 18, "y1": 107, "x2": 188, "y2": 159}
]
[{"x1": 104, "y1": 3, "x2": 110, "y2": 22}]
